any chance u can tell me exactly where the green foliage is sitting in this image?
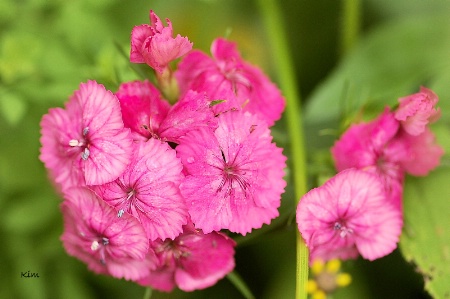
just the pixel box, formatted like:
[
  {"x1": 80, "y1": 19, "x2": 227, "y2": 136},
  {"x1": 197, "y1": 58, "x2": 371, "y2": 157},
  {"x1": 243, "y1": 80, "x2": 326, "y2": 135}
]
[{"x1": 400, "y1": 169, "x2": 450, "y2": 299}]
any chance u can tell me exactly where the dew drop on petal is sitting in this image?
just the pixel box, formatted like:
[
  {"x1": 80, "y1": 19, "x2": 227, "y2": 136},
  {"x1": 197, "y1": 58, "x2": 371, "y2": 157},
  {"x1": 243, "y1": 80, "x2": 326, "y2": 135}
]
[
  {"x1": 187, "y1": 157, "x2": 195, "y2": 163},
  {"x1": 117, "y1": 209, "x2": 124, "y2": 218}
]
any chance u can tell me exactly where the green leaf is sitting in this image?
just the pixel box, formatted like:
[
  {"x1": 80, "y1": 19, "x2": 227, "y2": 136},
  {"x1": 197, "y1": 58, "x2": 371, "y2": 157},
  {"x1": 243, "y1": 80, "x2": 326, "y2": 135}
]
[
  {"x1": 400, "y1": 168, "x2": 450, "y2": 299},
  {"x1": 304, "y1": 12, "x2": 450, "y2": 126},
  {"x1": 0, "y1": 91, "x2": 27, "y2": 126}
]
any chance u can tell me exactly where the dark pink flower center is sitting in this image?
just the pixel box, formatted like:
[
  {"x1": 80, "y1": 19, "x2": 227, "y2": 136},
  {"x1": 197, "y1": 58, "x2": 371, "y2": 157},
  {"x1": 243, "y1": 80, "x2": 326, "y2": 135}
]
[
  {"x1": 68, "y1": 127, "x2": 91, "y2": 160},
  {"x1": 333, "y1": 221, "x2": 353, "y2": 238},
  {"x1": 217, "y1": 162, "x2": 250, "y2": 197},
  {"x1": 89, "y1": 236, "x2": 110, "y2": 265},
  {"x1": 156, "y1": 239, "x2": 190, "y2": 267}
]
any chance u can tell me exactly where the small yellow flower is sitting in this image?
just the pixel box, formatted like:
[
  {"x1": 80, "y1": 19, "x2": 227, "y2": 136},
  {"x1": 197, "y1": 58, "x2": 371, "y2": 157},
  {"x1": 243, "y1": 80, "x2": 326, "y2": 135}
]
[{"x1": 307, "y1": 259, "x2": 352, "y2": 299}]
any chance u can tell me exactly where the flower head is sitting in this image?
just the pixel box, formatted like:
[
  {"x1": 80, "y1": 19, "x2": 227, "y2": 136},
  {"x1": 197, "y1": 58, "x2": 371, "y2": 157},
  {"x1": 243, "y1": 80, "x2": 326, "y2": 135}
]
[
  {"x1": 331, "y1": 108, "x2": 405, "y2": 207},
  {"x1": 176, "y1": 38, "x2": 285, "y2": 126},
  {"x1": 61, "y1": 187, "x2": 153, "y2": 280},
  {"x1": 39, "y1": 80, "x2": 133, "y2": 189},
  {"x1": 115, "y1": 80, "x2": 170, "y2": 141},
  {"x1": 138, "y1": 223, "x2": 236, "y2": 292},
  {"x1": 394, "y1": 86, "x2": 441, "y2": 136},
  {"x1": 177, "y1": 110, "x2": 286, "y2": 235},
  {"x1": 296, "y1": 169, "x2": 402, "y2": 262},
  {"x1": 158, "y1": 90, "x2": 218, "y2": 143},
  {"x1": 391, "y1": 128, "x2": 444, "y2": 176},
  {"x1": 130, "y1": 10, "x2": 193, "y2": 73},
  {"x1": 94, "y1": 139, "x2": 188, "y2": 241}
]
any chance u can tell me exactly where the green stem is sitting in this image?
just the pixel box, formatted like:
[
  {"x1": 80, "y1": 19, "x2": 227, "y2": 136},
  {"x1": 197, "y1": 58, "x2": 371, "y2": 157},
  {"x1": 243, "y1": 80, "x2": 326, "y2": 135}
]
[
  {"x1": 227, "y1": 271, "x2": 255, "y2": 299},
  {"x1": 257, "y1": 1, "x2": 309, "y2": 299},
  {"x1": 340, "y1": 0, "x2": 361, "y2": 57},
  {"x1": 142, "y1": 287, "x2": 152, "y2": 299}
]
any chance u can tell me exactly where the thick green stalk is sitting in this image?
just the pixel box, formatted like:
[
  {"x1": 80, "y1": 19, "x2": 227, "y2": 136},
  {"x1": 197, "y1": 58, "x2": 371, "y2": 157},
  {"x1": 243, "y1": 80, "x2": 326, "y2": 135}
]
[
  {"x1": 340, "y1": 0, "x2": 361, "y2": 57},
  {"x1": 257, "y1": 1, "x2": 308, "y2": 299}
]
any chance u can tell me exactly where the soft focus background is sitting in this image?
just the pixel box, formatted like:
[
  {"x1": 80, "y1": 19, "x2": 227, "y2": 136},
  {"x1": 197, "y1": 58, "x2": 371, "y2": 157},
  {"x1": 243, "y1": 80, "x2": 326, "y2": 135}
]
[{"x1": 1, "y1": 0, "x2": 449, "y2": 298}]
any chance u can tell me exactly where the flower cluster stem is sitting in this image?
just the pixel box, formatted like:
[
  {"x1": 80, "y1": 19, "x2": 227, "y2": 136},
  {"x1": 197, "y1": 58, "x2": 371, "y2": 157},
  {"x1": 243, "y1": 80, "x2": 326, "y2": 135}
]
[{"x1": 257, "y1": 1, "x2": 309, "y2": 299}]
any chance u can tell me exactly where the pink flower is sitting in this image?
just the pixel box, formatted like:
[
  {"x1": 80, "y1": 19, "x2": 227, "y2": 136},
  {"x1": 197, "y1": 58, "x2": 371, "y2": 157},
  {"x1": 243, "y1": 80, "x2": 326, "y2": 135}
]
[
  {"x1": 176, "y1": 38, "x2": 285, "y2": 126},
  {"x1": 331, "y1": 108, "x2": 405, "y2": 207},
  {"x1": 93, "y1": 139, "x2": 188, "y2": 241},
  {"x1": 392, "y1": 128, "x2": 444, "y2": 176},
  {"x1": 115, "y1": 80, "x2": 170, "y2": 141},
  {"x1": 177, "y1": 110, "x2": 286, "y2": 235},
  {"x1": 138, "y1": 223, "x2": 236, "y2": 292},
  {"x1": 158, "y1": 90, "x2": 218, "y2": 143},
  {"x1": 394, "y1": 87, "x2": 441, "y2": 136},
  {"x1": 60, "y1": 186, "x2": 153, "y2": 280},
  {"x1": 130, "y1": 10, "x2": 193, "y2": 73},
  {"x1": 296, "y1": 169, "x2": 403, "y2": 262},
  {"x1": 40, "y1": 80, "x2": 133, "y2": 189}
]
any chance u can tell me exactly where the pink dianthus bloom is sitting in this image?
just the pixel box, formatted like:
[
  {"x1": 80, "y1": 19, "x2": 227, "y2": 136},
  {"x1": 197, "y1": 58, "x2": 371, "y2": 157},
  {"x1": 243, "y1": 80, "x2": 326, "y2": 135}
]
[
  {"x1": 138, "y1": 223, "x2": 236, "y2": 292},
  {"x1": 61, "y1": 187, "x2": 154, "y2": 281},
  {"x1": 130, "y1": 10, "x2": 193, "y2": 73},
  {"x1": 93, "y1": 139, "x2": 188, "y2": 241},
  {"x1": 390, "y1": 128, "x2": 444, "y2": 176},
  {"x1": 176, "y1": 38, "x2": 285, "y2": 126},
  {"x1": 296, "y1": 169, "x2": 402, "y2": 262},
  {"x1": 177, "y1": 110, "x2": 286, "y2": 235},
  {"x1": 394, "y1": 86, "x2": 441, "y2": 136},
  {"x1": 331, "y1": 108, "x2": 404, "y2": 207},
  {"x1": 40, "y1": 80, "x2": 133, "y2": 189},
  {"x1": 158, "y1": 90, "x2": 218, "y2": 143},
  {"x1": 115, "y1": 80, "x2": 170, "y2": 141}
]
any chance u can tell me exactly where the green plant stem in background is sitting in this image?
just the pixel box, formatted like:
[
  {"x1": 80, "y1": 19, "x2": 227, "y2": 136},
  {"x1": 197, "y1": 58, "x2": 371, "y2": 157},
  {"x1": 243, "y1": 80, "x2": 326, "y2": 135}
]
[
  {"x1": 227, "y1": 271, "x2": 255, "y2": 299},
  {"x1": 143, "y1": 287, "x2": 152, "y2": 299},
  {"x1": 340, "y1": 0, "x2": 361, "y2": 57},
  {"x1": 257, "y1": 1, "x2": 309, "y2": 299}
]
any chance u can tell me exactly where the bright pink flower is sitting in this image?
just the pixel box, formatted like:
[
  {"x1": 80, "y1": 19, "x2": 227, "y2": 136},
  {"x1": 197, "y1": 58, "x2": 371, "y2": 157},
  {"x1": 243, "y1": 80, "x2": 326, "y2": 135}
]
[
  {"x1": 40, "y1": 80, "x2": 133, "y2": 189},
  {"x1": 61, "y1": 187, "x2": 153, "y2": 280},
  {"x1": 176, "y1": 38, "x2": 285, "y2": 126},
  {"x1": 296, "y1": 169, "x2": 403, "y2": 262},
  {"x1": 392, "y1": 128, "x2": 444, "y2": 176},
  {"x1": 158, "y1": 90, "x2": 218, "y2": 143},
  {"x1": 331, "y1": 108, "x2": 405, "y2": 207},
  {"x1": 177, "y1": 110, "x2": 286, "y2": 235},
  {"x1": 115, "y1": 80, "x2": 170, "y2": 141},
  {"x1": 93, "y1": 139, "x2": 188, "y2": 241},
  {"x1": 138, "y1": 223, "x2": 236, "y2": 292},
  {"x1": 130, "y1": 10, "x2": 193, "y2": 73},
  {"x1": 394, "y1": 87, "x2": 441, "y2": 136}
]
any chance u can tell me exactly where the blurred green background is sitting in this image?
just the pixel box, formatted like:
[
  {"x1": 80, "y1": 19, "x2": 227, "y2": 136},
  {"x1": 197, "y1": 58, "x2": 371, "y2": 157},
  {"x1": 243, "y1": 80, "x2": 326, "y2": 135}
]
[{"x1": 1, "y1": 0, "x2": 449, "y2": 298}]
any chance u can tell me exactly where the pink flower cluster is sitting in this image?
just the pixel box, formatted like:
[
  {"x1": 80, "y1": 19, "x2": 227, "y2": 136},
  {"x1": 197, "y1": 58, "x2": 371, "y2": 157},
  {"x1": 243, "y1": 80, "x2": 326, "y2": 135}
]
[
  {"x1": 297, "y1": 87, "x2": 443, "y2": 262},
  {"x1": 40, "y1": 10, "x2": 286, "y2": 292}
]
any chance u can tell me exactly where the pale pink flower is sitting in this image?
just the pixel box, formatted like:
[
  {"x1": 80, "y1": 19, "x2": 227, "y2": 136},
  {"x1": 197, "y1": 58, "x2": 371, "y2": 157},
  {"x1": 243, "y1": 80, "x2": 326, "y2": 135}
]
[
  {"x1": 177, "y1": 110, "x2": 286, "y2": 235},
  {"x1": 296, "y1": 169, "x2": 403, "y2": 262},
  {"x1": 158, "y1": 90, "x2": 218, "y2": 143},
  {"x1": 331, "y1": 108, "x2": 405, "y2": 207},
  {"x1": 93, "y1": 139, "x2": 188, "y2": 241},
  {"x1": 130, "y1": 10, "x2": 193, "y2": 73},
  {"x1": 175, "y1": 38, "x2": 285, "y2": 126},
  {"x1": 40, "y1": 80, "x2": 133, "y2": 189},
  {"x1": 115, "y1": 80, "x2": 170, "y2": 141},
  {"x1": 392, "y1": 128, "x2": 444, "y2": 176},
  {"x1": 61, "y1": 187, "x2": 153, "y2": 280},
  {"x1": 138, "y1": 223, "x2": 236, "y2": 292},
  {"x1": 394, "y1": 87, "x2": 441, "y2": 136}
]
